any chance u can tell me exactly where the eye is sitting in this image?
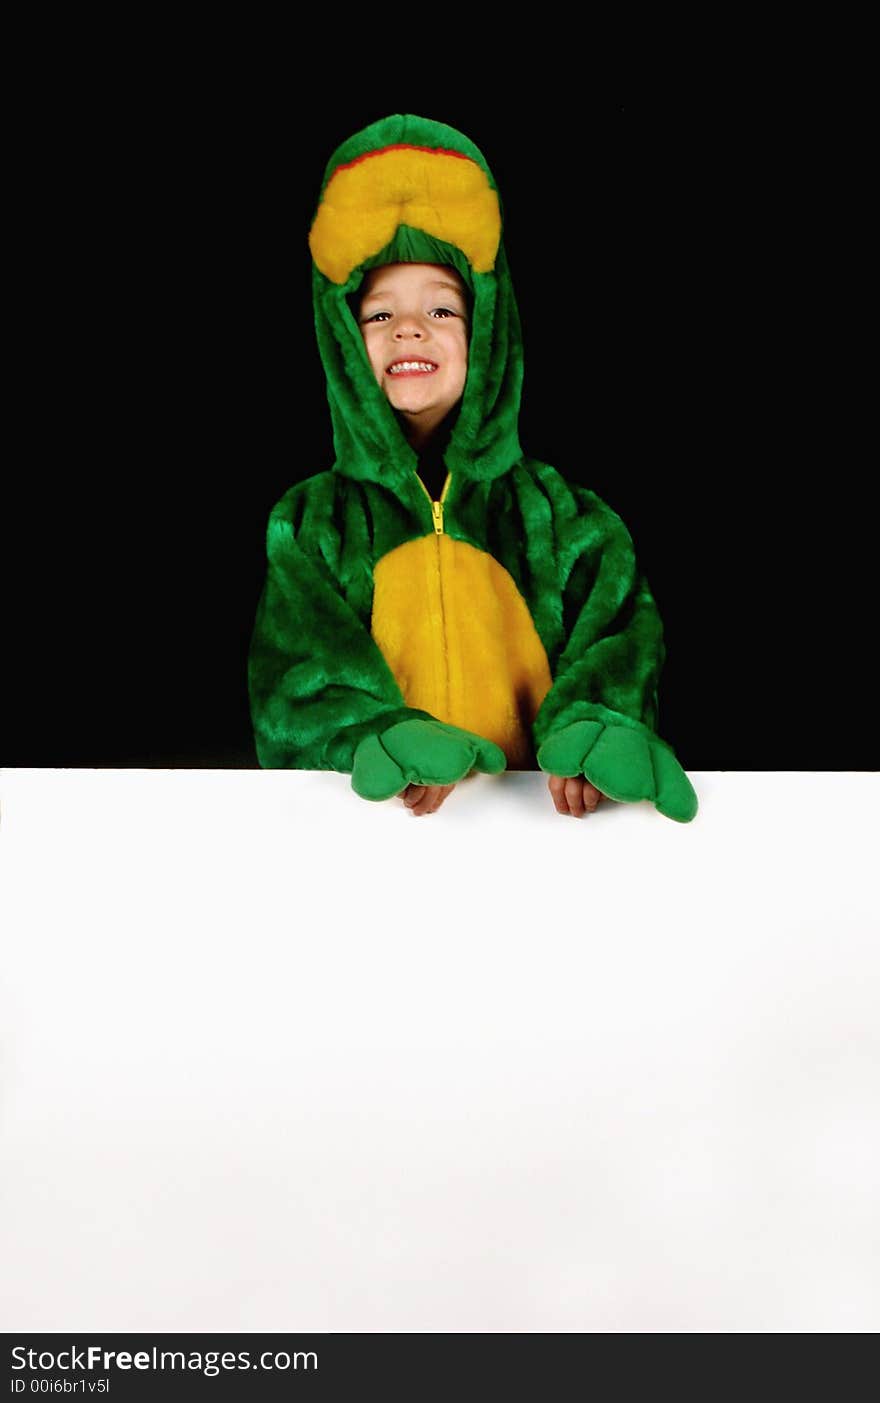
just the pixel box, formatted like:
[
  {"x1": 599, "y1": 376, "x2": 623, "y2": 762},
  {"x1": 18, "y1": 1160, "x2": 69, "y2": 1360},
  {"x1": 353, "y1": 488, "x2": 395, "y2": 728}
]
[{"x1": 360, "y1": 305, "x2": 463, "y2": 324}]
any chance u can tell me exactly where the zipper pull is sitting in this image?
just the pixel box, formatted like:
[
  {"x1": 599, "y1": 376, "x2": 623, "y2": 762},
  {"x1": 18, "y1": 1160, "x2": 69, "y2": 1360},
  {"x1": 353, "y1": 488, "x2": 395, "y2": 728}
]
[{"x1": 431, "y1": 500, "x2": 444, "y2": 535}]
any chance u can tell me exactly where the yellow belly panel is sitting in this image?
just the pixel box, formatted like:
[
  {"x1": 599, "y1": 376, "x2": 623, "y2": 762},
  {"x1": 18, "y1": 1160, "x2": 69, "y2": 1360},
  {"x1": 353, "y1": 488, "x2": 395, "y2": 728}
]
[{"x1": 370, "y1": 533, "x2": 553, "y2": 769}]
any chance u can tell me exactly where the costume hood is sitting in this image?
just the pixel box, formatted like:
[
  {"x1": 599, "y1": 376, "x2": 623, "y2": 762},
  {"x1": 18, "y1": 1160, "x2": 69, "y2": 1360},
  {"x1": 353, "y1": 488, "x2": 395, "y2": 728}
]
[{"x1": 308, "y1": 113, "x2": 525, "y2": 493}]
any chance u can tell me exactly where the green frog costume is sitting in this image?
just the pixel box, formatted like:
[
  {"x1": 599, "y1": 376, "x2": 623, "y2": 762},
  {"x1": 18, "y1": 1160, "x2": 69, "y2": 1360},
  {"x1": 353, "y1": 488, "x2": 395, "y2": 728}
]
[{"x1": 247, "y1": 113, "x2": 698, "y2": 823}]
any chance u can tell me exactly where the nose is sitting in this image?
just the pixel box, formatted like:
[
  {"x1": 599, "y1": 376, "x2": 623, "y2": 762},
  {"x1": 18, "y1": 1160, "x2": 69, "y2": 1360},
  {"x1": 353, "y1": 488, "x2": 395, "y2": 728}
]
[{"x1": 394, "y1": 312, "x2": 424, "y2": 339}]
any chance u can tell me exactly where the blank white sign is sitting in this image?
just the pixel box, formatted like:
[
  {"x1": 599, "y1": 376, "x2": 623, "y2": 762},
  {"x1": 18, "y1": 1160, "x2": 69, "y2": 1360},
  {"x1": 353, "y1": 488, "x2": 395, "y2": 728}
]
[{"x1": 0, "y1": 768, "x2": 877, "y2": 1332}]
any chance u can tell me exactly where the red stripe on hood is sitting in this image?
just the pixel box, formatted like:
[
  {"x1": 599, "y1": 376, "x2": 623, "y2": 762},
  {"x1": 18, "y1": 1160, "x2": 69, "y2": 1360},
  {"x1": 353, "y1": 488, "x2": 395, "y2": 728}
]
[{"x1": 330, "y1": 144, "x2": 475, "y2": 177}]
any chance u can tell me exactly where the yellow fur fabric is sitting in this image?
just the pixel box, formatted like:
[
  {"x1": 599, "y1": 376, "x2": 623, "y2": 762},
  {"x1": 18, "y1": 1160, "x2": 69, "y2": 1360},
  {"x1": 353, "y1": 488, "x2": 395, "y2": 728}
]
[
  {"x1": 370, "y1": 533, "x2": 553, "y2": 770},
  {"x1": 309, "y1": 146, "x2": 501, "y2": 285}
]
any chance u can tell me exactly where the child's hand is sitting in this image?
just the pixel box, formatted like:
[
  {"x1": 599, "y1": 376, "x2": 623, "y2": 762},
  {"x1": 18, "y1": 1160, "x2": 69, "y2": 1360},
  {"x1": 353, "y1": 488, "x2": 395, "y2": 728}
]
[
  {"x1": 547, "y1": 774, "x2": 605, "y2": 818},
  {"x1": 398, "y1": 783, "x2": 456, "y2": 816}
]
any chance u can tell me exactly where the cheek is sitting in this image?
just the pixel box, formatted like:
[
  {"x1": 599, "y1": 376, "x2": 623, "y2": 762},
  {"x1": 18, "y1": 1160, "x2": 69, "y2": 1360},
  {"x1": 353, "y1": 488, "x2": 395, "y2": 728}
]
[
  {"x1": 452, "y1": 333, "x2": 469, "y2": 388},
  {"x1": 439, "y1": 323, "x2": 467, "y2": 362},
  {"x1": 361, "y1": 332, "x2": 385, "y2": 377}
]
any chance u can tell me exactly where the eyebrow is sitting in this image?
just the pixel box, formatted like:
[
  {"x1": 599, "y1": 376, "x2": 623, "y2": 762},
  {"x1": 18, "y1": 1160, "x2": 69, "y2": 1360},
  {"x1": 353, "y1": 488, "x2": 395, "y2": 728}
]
[{"x1": 360, "y1": 279, "x2": 465, "y2": 304}]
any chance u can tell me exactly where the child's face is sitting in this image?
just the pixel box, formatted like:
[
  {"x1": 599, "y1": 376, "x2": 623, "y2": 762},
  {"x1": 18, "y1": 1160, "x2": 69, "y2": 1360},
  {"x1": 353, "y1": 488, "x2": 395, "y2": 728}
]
[{"x1": 356, "y1": 263, "x2": 469, "y2": 445}]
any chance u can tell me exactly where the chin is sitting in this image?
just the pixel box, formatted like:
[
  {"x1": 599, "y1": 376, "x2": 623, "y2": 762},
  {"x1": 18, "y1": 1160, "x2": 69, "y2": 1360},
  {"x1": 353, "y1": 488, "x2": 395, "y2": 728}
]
[{"x1": 390, "y1": 392, "x2": 441, "y2": 413}]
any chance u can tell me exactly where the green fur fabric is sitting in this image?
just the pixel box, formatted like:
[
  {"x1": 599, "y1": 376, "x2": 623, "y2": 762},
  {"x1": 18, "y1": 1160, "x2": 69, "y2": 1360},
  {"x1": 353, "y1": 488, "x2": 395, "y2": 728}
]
[
  {"x1": 248, "y1": 113, "x2": 698, "y2": 822},
  {"x1": 352, "y1": 719, "x2": 507, "y2": 802}
]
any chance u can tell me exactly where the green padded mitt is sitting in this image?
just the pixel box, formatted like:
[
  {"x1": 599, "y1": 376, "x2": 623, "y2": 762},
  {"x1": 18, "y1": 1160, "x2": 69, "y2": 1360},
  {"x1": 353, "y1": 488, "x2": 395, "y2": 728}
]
[
  {"x1": 537, "y1": 717, "x2": 699, "y2": 824},
  {"x1": 351, "y1": 718, "x2": 507, "y2": 801}
]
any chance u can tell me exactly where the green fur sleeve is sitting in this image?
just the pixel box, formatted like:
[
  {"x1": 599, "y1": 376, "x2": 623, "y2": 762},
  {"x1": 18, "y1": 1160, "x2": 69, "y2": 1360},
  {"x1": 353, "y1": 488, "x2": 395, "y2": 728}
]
[
  {"x1": 531, "y1": 484, "x2": 666, "y2": 746},
  {"x1": 530, "y1": 481, "x2": 697, "y2": 821},
  {"x1": 248, "y1": 481, "x2": 434, "y2": 771}
]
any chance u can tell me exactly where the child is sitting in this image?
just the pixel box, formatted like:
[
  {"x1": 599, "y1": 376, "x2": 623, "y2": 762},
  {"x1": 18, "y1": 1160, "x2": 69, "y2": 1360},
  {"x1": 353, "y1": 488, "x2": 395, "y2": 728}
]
[{"x1": 248, "y1": 114, "x2": 698, "y2": 824}]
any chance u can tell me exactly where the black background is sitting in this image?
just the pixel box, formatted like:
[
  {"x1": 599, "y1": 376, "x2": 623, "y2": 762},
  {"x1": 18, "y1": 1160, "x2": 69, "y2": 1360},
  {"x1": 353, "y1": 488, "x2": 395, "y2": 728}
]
[{"x1": 4, "y1": 87, "x2": 871, "y2": 770}]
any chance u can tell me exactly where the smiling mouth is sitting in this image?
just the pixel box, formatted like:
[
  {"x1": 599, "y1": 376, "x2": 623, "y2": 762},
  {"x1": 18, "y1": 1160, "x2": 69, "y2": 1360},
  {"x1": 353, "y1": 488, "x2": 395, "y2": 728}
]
[{"x1": 386, "y1": 360, "x2": 438, "y2": 376}]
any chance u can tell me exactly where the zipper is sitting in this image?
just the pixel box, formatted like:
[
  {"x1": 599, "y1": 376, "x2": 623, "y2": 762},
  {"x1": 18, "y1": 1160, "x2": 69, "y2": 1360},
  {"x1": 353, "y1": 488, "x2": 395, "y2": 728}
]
[
  {"x1": 415, "y1": 470, "x2": 452, "y2": 715},
  {"x1": 416, "y1": 472, "x2": 451, "y2": 534}
]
